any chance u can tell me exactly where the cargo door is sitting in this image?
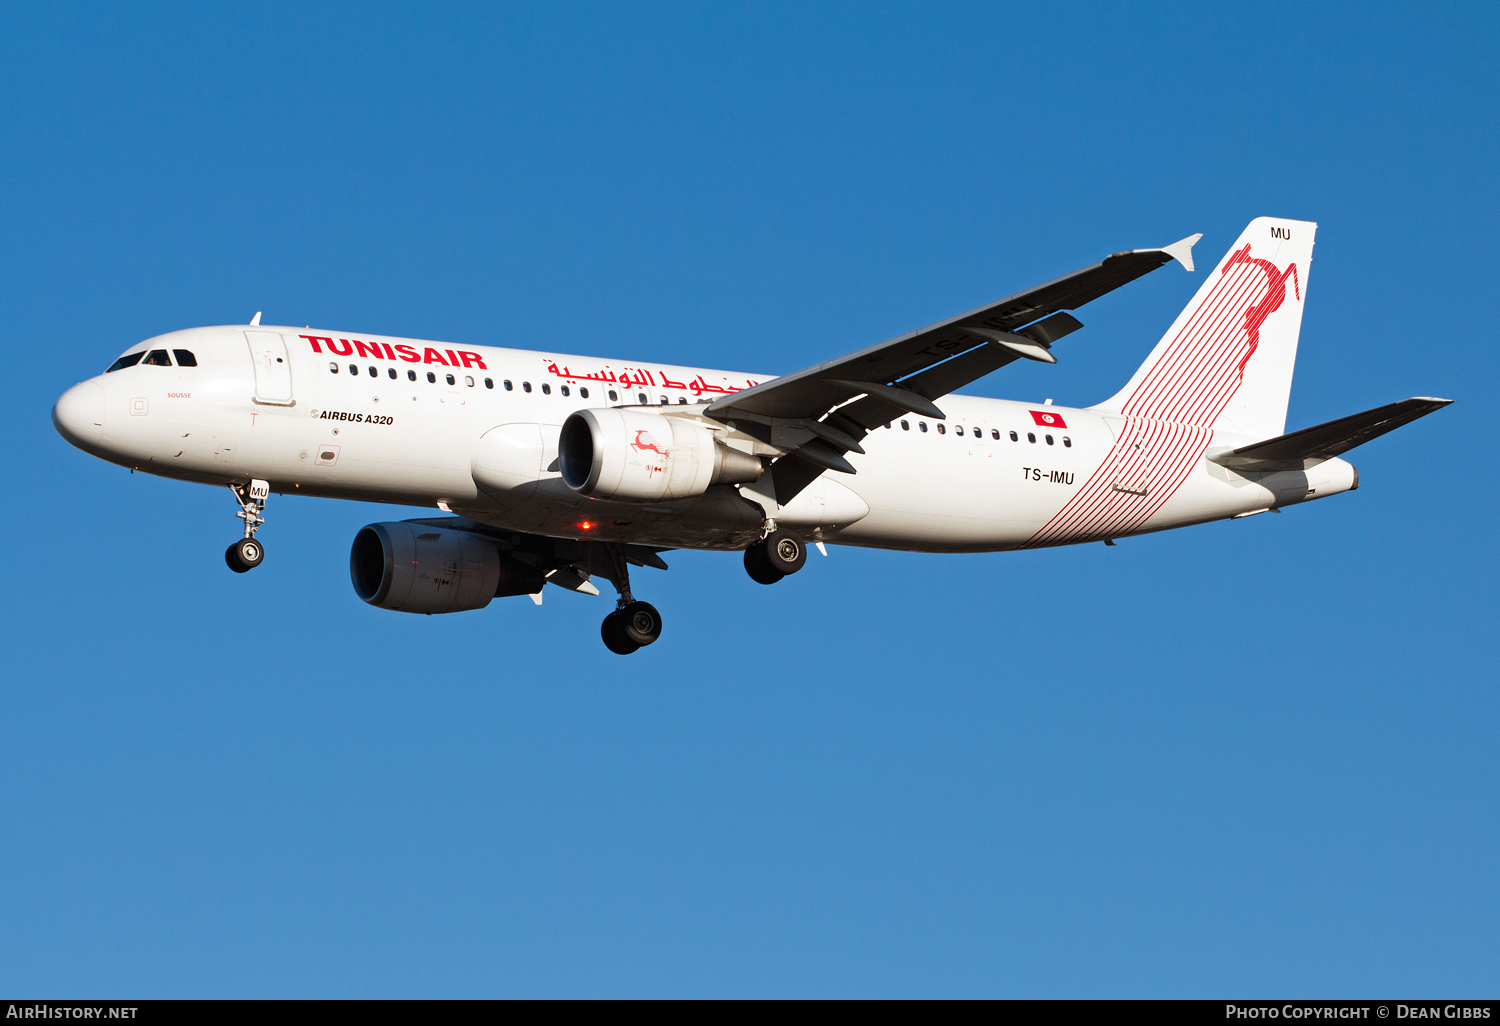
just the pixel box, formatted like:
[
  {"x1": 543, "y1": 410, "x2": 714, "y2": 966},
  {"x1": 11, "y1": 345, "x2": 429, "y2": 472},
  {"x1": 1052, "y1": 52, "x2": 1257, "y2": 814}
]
[{"x1": 245, "y1": 330, "x2": 294, "y2": 405}]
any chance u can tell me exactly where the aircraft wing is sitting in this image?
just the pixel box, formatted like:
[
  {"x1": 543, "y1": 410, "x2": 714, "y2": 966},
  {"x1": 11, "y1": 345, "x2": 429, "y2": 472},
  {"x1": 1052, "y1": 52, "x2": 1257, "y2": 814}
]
[
  {"x1": 704, "y1": 233, "x2": 1201, "y2": 502},
  {"x1": 1209, "y1": 397, "x2": 1453, "y2": 474}
]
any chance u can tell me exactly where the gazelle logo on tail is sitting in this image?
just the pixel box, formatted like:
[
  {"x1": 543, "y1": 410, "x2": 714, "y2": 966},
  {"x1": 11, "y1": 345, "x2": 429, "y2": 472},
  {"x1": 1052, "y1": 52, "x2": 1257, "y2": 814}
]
[{"x1": 1222, "y1": 244, "x2": 1300, "y2": 379}]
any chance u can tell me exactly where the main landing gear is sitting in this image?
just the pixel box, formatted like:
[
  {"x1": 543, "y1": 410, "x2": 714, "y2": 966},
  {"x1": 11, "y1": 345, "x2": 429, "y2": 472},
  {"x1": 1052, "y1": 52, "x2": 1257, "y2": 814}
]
[
  {"x1": 599, "y1": 544, "x2": 663, "y2": 655},
  {"x1": 225, "y1": 479, "x2": 270, "y2": 573},
  {"x1": 601, "y1": 602, "x2": 662, "y2": 656},
  {"x1": 743, "y1": 527, "x2": 807, "y2": 585}
]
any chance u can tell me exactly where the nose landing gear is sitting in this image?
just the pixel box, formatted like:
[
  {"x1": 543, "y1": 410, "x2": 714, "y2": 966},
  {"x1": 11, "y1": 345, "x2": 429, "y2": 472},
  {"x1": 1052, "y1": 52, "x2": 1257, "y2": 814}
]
[
  {"x1": 744, "y1": 527, "x2": 807, "y2": 585},
  {"x1": 225, "y1": 479, "x2": 270, "y2": 573}
]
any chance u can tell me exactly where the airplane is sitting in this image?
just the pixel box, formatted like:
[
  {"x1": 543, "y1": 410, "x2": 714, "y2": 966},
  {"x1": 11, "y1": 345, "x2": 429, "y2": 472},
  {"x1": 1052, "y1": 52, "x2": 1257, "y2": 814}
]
[{"x1": 52, "y1": 217, "x2": 1449, "y2": 654}]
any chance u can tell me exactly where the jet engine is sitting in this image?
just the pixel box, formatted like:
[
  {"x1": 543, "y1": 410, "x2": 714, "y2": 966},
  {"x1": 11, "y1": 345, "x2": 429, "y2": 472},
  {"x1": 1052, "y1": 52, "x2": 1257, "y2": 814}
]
[
  {"x1": 558, "y1": 409, "x2": 762, "y2": 502},
  {"x1": 350, "y1": 521, "x2": 546, "y2": 614}
]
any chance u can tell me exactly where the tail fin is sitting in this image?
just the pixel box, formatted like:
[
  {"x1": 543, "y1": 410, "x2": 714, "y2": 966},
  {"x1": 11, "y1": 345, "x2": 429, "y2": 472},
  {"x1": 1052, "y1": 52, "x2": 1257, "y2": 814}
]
[{"x1": 1094, "y1": 217, "x2": 1316, "y2": 441}]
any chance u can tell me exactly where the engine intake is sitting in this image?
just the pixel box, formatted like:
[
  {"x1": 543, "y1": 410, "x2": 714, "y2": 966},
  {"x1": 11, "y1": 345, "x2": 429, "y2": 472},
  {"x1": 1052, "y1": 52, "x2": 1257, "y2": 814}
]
[
  {"x1": 558, "y1": 408, "x2": 761, "y2": 502},
  {"x1": 350, "y1": 522, "x2": 546, "y2": 614}
]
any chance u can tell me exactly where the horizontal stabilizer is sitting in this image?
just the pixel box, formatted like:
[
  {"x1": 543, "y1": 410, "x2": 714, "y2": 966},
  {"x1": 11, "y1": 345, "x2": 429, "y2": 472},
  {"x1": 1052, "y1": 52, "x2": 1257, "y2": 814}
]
[{"x1": 1209, "y1": 397, "x2": 1452, "y2": 473}]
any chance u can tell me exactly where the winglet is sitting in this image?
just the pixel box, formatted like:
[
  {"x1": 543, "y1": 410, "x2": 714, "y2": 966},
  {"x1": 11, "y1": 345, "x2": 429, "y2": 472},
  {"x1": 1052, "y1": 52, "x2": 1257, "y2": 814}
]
[
  {"x1": 250, "y1": 311, "x2": 262, "y2": 326},
  {"x1": 1155, "y1": 234, "x2": 1201, "y2": 273}
]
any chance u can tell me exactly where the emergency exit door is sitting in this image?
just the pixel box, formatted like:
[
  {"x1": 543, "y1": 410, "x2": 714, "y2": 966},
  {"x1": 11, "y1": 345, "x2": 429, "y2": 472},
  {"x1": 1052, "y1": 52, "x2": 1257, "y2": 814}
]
[{"x1": 245, "y1": 330, "x2": 294, "y2": 404}]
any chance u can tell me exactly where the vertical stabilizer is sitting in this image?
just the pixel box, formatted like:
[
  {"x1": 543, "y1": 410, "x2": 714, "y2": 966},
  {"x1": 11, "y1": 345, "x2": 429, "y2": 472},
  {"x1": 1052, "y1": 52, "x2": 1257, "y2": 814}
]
[{"x1": 1094, "y1": 217, "x2": 1316, "y2": 441}]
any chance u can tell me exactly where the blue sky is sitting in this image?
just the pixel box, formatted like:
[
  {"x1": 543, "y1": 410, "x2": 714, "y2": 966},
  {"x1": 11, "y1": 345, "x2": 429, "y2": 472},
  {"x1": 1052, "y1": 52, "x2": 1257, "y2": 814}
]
[{"x1": 1, "y1": 1, "x2": 1496, "y2": 997}]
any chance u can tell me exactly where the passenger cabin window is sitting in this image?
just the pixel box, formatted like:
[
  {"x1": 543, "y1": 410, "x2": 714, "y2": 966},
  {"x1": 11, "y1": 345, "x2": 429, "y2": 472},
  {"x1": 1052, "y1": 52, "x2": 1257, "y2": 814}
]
[
  {"x1": 955, "y1": 425, "x2": 964, "y2": 436},
  {"x1": 580, "y1": 387, "x2": 589, "y2": 398},
  {"x1": 503, "y1": 380, "x2": 512, "y2": 390},
  {"x1": 1063, "y1": 436, "x2": 1072, "y2": 447},
  {"x1": 1045, "y1": 434, "x2": 1054, "y2": 445},
  {"x1": 143, "y1": 350, "x2": 172, "y2": 366},
  {"x1": 522, "y1": 381, "x2": 532, "y2": 392},
  {"x1": 637, "y1": 393, "x2": 647, "y2": 404},
  {"x1": 465, "y1": 376, "x2": 475, "y2": 387},
  {"x1": 106, "y1": 352, "x2": 145, "y2": 373},
  {"x1": 427, "y1": 371, "x2": 436, "y2": 383},
  {"x1": 368, "y1": 366, "x2": 378, "y2": 377},
  {"x1": 678, "y1": 397, "x2": 687, "y2": 405},
  {"x1": 936, "y1": 423, "x2": 946, "y2": 435},
  {"x1": 560, "y1": 385, "x2": 570, "y2": 396},
  {"x1": 919, "y1": 422, "x2": 928, "y2": 433},
  {"x1": 1009, "y1": 430, "x2": 1018, "y2": 441},
  {"x1": 387, "y1": 367, "x2": 397, "y2": 379},
  {"x1": 408, "y1": 370, "x2": 417, "y2": 381},
  {"x1": 172, "y1": 350, "x2": 197, "y2": 367},
  {"x1": 349, "y1": 364, "x2": 358, "y2": 375},
  {"x1": 1027, "y1": 432, "x2": 1036, "y2": 443},
  {"x1": 484, "y1": 378, "x2": 494, "y2": 389},
  {"x1": 329, "y1": 362, "x2": 339, "y2": 373},
  {"x1": 991, "y1": 429, "x2": 1000, "y2": 440},
  {"x1": 446, "y1": 373, "x2": 456, "y2": 385},
  {"x1": 541, "y1": 383, "x2": 551, "y2": 394},
  {"x1": 608, "y1": 390, "x2": 618, "y2": 401},
  {"x1": 900, "y1": 420, "x2": 909, "y2": 430}
]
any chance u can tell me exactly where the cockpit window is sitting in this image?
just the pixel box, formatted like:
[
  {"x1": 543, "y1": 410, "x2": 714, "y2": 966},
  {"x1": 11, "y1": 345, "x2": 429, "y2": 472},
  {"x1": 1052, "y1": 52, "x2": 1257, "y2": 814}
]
[
  {"x1": 142, "y1": 350, "x2": 172, "y2": 366},
  {"x1": 105, "y1": 352, "x2": 145, "y2": 373},
  {"x1": 172, "y1": 349, "x2": 198, "y2": 367}
]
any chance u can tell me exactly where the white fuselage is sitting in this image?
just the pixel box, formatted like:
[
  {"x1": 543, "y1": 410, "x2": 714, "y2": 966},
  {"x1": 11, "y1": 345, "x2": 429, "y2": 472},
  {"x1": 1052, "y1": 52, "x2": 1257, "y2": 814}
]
[{"x1": 53, "y1": 325, "x2": 1357, "y2": 553}]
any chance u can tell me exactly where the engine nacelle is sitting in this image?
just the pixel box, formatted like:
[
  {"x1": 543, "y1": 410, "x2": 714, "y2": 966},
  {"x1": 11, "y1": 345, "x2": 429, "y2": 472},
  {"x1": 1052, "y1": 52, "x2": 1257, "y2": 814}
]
[
  {"x1": 558, "y1": 408, "x2": 761, "y2": 502},
  {"x1": 350, "y1": 522, "x2": 546, "y2": 614}
]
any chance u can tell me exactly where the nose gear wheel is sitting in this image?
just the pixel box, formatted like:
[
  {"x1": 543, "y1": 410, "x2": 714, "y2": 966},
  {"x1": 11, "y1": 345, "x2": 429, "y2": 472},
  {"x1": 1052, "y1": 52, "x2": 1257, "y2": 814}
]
[{"x1": 226, "y1": 537, "x2": 264, "y2": 573}]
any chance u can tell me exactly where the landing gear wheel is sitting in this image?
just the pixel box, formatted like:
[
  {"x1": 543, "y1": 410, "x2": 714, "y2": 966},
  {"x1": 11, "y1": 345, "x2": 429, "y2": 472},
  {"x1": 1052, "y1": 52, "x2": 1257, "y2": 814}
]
[
  {"x1": 744, "y1": 544, "x2": 784, "y2": 585},
  {"x1": 764, "y1": 529, "x2": 807, "y2": 575},
  {"x1": 225, "y1": 537, "x2": 264, "y2": 573},
  {"x1": 744, "y1": 528, "x2": 805, "y2": 584},
  {"x1": 620, "y1": 601, "x2": 662, "y2": 647},
  {"x1": 601, "y1": 610, "x2": 640, "y2": 655}
]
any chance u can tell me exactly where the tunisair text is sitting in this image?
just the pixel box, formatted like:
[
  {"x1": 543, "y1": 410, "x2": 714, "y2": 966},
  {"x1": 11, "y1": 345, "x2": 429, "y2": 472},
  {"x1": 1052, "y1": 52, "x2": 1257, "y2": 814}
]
[{"x1": 301, "y1": 336, "x2": 487, "y2": 369}]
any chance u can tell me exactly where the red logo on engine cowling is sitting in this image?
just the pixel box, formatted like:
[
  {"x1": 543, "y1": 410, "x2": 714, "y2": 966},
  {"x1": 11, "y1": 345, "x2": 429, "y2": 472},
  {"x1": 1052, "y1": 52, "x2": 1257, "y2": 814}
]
[{"x1": 631, "y1": 430, "x2": 669, "y2": 457}]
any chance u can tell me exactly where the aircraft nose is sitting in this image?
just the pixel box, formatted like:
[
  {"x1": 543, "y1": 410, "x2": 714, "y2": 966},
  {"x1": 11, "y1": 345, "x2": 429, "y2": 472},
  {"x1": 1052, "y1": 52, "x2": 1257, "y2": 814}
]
[{"x1": 53, "y1": 381, "x2": 105, "y2": 449}]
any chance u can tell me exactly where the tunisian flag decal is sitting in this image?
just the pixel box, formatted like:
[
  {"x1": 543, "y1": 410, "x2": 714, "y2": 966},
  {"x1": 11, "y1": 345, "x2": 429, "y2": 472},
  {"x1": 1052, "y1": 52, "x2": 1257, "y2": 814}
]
[{"x1": 1029, "y1": 409, "x2": 1067, "y2": 428}]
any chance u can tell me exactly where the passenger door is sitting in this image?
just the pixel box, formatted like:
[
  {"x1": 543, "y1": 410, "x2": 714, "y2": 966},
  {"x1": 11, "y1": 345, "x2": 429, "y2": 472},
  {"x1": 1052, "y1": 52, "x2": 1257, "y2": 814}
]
[{"x1": 245, "y1": 330, "x2": 294, "y2": 405}]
